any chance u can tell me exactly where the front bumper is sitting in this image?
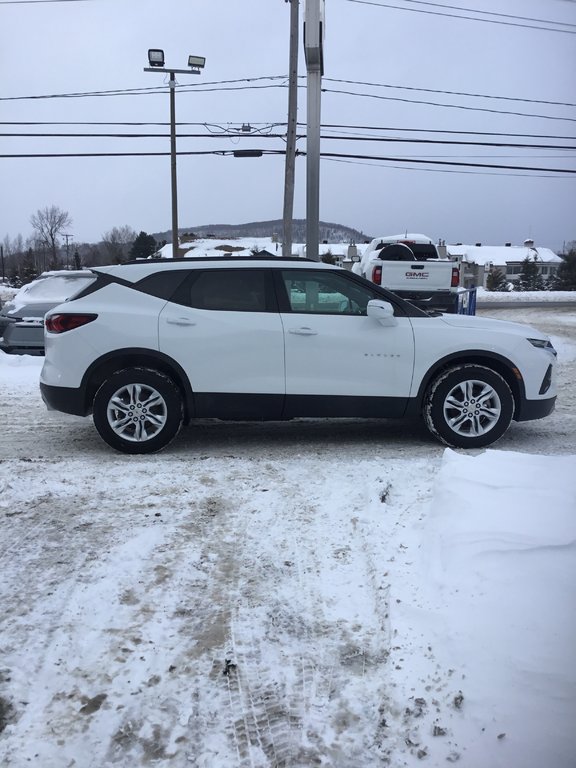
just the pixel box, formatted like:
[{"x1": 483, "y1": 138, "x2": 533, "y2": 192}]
[{"x1": 515, "y1": 395, "x2": 556, "y2": 422}]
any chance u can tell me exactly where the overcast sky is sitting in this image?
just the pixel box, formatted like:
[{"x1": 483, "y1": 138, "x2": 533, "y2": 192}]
[{"x1": 1, "y1": 0, "x2": 575, "y2": 252}]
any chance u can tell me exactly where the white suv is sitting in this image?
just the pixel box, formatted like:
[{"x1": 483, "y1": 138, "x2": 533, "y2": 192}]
[{"x1": 40, "y1": 257, "x2": 557, "y2": 453}]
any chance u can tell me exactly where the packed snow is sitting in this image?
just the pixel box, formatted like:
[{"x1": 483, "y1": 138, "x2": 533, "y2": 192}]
[{"x1": 0, "y1": 305, "x2": 575, "y2": 767}]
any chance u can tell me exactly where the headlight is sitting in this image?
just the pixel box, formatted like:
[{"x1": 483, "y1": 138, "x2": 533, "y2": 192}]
[{"x1": 527, "y1": 338, "x2": 557, "y2": 356}]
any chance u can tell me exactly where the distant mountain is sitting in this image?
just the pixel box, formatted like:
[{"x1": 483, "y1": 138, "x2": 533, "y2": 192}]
[{"x1": 153, "y1": 220, "x2": 371, "y2": 244}]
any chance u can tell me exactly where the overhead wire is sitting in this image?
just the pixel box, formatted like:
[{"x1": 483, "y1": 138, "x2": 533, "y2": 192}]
[
  {"x1": 3, "y1": 131, "x2": 575, "y2": 151},
  {"x1": 1, "y1": 147, "x2": 574, "y2": 175},
  {"x1": 2, "y1": 75, "x2": 574, "y2": 109},
  {"x1": 2, "y1": 120, "x2": 575, "y2": 142},
  {"x1": 321, "y1": 87, "x2": 576, "y2": 123},
  {"x1": 369, "y1": 0, "x2": 576, "y2": 27},
  {"x1": 344, "y1": 0, "x2": 576, "y2": 34}
]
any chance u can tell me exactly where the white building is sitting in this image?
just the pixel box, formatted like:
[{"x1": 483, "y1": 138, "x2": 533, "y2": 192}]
[{"x1": 446, "y1": 239, "x2": 562, "y2": 288}]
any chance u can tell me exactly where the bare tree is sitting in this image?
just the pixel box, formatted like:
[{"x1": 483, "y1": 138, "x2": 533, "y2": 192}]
[
  {"x1": 101, "y1": 225, "x2": 137, "y2": 264},
  {"x1": 30, "y1": 205, "x2": 72, "y2": 268}
]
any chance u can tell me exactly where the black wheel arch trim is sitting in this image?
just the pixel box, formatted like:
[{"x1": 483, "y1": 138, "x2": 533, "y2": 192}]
[
  {"x1": 80, "y1": 348, "x2": 195, "y2": 420},
  {"x1": 407, "y1": 350, "x2": 527, "y2": 419}
]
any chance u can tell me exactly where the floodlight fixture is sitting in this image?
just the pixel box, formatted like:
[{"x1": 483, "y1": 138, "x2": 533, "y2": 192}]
[
  {"x1": 188, "y1": 55, "x2": 206, "y2": 69},
  {"x1": 148, "y1": 49, "x2": 165, "y2": 67}
]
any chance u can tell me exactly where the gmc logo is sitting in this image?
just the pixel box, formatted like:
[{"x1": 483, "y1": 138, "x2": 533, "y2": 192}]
[{"x1": 405, "y1": 272, "x2": 430, "y2": 279}]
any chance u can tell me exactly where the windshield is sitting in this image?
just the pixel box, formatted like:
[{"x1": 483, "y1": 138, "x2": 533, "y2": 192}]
[{"x1": 376, "y1": 243, "x2": 438, "y2": 260}]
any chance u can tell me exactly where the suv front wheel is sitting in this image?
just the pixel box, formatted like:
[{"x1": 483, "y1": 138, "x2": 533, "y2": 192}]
[
  {"x1": 93, "y1": 368, "x2": 183, "y2": 454},
  {"x1": 424, "y1": 364, "x2": 514, "y2": 448}
]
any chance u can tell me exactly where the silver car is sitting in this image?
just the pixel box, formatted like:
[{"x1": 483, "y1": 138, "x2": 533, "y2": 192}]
[{"x1": 0, "y1": 271, "x2": 94, "y2": 355}]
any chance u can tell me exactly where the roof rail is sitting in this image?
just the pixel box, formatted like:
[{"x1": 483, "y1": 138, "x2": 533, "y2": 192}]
[{"x1": 119, "y1": 255, "x2": 314, "y2": 265}]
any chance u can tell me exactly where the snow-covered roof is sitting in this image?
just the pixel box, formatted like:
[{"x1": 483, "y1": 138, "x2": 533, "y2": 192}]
[
  {"x1": 157, "y1": 237, "x2": 354, "y2": 260},
  {"x1": 158, "y1": 237, "x2": 285, "y2": 259},
  {"x1": 447, "y1": 244, "x2": 561, "y2": 266},
  {"x1": 368, "y1": 233, "x2": 434, "y2": 245}
]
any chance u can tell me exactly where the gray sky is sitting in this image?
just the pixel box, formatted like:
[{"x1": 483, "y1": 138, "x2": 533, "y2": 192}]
[{"x1": 2, "y1": 0, "x2": 575, "y2": 251}]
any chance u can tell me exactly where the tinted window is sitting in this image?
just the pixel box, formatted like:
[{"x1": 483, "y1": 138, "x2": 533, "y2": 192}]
[
  {"x1": 375, "y1": 243, "x2": 437, "y2": 260},
  {"x1": 179, "y1": 269, "x2": 269, "y2": 312},
  {"x1": 136, "y1": 270, "x2": 188, "y2": 300},
  {"x1": 281, "y1": 270, "x2": 381, "y2": 315}
]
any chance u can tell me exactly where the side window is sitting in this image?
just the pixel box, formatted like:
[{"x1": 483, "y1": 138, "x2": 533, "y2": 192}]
[
  {"x1": 178, "y1": 269, "x2": 269, "y2": 312},
  {"x1": 280, "y1": 270, "x2": 379, "y2": 315},
  {"x1": 136, "y1": 270, "x2": 189, "y2": 300}
]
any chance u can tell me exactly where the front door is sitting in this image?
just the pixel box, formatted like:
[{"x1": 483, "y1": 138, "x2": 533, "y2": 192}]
[{"x1": 277, "y1": 269, "x2": 415, "y2": 417}]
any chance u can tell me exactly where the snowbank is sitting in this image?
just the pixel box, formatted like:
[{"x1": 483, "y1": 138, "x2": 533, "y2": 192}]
[
  {"x1": 476, "y1": 287, "x2": 576, "y2": 303},
  {"x1": 389, "y1": 449, "x2": 576, "y2": 767}
]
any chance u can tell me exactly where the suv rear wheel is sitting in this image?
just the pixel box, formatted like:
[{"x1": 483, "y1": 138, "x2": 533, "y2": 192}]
[
  {"x1": 425, "y1": 364, "x2": 514, "y2": 448},
  {"x1": 93, "y1": 368, "x2": 183, "y2": 454}
]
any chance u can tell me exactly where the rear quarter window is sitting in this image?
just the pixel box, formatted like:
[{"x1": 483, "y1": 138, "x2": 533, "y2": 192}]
[
  {"x1": 135, "y1": 270, "x2": 189, "y2": 300},
  {"x1": 172, "y1": 269, "x2": 272, "y2": 312}
]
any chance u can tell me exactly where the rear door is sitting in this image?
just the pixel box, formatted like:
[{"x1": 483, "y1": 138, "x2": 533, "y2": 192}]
[{"x1": 158, "y1": 267, "x2": 285, "y2": 418}]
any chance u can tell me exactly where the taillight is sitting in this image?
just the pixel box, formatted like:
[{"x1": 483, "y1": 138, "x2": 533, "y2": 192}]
[
  {"x1": 451, "y1": 267, "x2": 460, "y2": 288},
  {"x1": 372, "y1": 265, "x2": 382, "y2": 285},
  {"x1": 45, "y1": 313, "x2": 97, "y2": 333}
]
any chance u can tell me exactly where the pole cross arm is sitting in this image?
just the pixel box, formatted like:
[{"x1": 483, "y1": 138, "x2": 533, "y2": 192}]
[{"x1": 143, "y1": 68, "x2": 202, "y2": 75}]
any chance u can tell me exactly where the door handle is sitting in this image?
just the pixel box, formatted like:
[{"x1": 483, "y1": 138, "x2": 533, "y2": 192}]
[
  {"x1": 289, "y1": 327, "x2": 318, "y2": 336},
  {"x1": 166, "y1": 317, "x2": 196, "y2": 326}
]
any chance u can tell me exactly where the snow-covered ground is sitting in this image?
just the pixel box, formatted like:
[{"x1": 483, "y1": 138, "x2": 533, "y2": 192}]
[{"x1": 0, "y1": 306, "x2": 575, "y2": 767}]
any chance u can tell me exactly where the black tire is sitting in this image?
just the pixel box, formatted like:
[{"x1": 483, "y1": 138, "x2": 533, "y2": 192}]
[
  {"x1": 424, "y1": 364, "x2": 514, "y2": 449},
  {"x1": 93, "y1": 367, "x2": 183, "y2": 454}
]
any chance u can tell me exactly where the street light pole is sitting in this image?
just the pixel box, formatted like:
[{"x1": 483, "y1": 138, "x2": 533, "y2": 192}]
[{"x1": 144, "y1": 50, "x2": 205, "y2": 258}]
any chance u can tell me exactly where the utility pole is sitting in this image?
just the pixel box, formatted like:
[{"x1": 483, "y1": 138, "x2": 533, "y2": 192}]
[
  {"x1": 282, "y1": 0, "x2": 299, "y2": 259},
  {"x1": 63, "y1": 233, "x2": 73, "y2": 269},
  {"x1": 304, "y1": 0, "x2": 324, "y2": 262},
  {"x1": 169, "y1": 70, "x2": 179, "y2": 257},
  {"x1": 0, "y1": 245, "x2": 4, "y2": 283}
]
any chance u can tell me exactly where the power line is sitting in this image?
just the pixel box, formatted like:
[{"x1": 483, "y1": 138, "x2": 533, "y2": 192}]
[
  {"x1": 316, "y1": 150, "x2": 576, "y2": 173},
  {"x1": 3, "y1": 75, "x2": 574, "y2": 109},
  {"x1": 322, "y1": 77, "x2": 576, "y2": 108},
  {"x1": 316, "y1": 123, "x2": 576, "y2": 140},
  {"x1": 0, "y1": 0, "x2": 92, "y2": 3},
  {"x1": 323, "y1": 156, "x2": 573, "y2": 179},
  {"x1": 3, "y1": 80, "x2": 573, "y2": 123},
  {"x1": 4, "y1": 131, "x2": 575, "y2": 150},
  {"x1": 375, "y1": 0, "x2": 576, "y2": 27},
  {"x1": 322, "y1": 87, "x2": 576, "y2": 123},
  {"x1": 345, "y1": 0, "x2": 576, "y2": 34},
  {"x1": 1, "y1": 147, "x2": 574, "y2": 175},
  {"x1": 2, "y1": 120, "x2": 576, "y2": 142},
  {"x1": 0, "y1": 76, "x2": 288, "y2": 102}
]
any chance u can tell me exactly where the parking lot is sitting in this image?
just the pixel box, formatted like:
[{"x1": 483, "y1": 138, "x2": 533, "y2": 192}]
[{"x1": 0, "y1": 306, "x2": 575, "y2": 767}]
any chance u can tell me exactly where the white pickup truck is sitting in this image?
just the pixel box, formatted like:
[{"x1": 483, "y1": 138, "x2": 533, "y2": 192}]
[{"x1": 352, "y1": 233, "x2": 462, "y2": 313}]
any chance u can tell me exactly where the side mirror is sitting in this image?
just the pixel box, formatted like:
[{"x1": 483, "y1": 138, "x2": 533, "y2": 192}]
[{"x1": 367, "y1": 299, "x2": 397, "y2": 326}]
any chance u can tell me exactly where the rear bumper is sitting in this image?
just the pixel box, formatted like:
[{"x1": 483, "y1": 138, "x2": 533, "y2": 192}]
[
  {"x1": 393, "y1": 290, "x2": 459, "y2": 313},
  {"x1": 515, "y1": 395, "x2": 556, "y2": 422},
  {"x1": 40, "y1": 382, "x2": 89, "y2": 417}
]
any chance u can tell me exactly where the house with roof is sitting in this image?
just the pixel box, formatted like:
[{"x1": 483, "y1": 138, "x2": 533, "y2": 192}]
[{"x1": 445, "y1": 239, "x2": 562, "y2": 288}]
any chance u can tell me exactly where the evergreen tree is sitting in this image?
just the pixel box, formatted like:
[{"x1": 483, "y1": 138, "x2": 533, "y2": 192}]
[
  {"x1": 129, "y1": 231, "x2": 157, "y2": 260},
  {"x1": 515, "y1": 256, "x2": 546, "y2": 291},
  {"x1": 21, "y1": 248, "x2": 40, "y2": 284},
  {"x1": 485, "y1": 267, "x2": 509, "y2": 291},
  {"x1": 320, "y1": 250, "x2": 337, "y2": 264},
  {"x1": 551, "y1": 248, "x2": 576, "y2": 291}
]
